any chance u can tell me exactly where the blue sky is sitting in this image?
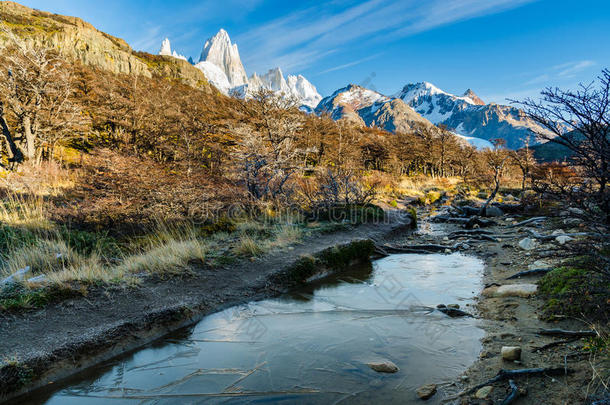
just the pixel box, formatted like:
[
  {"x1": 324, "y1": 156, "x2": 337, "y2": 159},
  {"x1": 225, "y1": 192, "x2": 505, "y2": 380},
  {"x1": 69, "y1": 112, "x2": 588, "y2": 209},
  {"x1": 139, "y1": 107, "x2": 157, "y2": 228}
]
[{"x1": 18, "y1": 0, "x2": 609, "y2": 103}]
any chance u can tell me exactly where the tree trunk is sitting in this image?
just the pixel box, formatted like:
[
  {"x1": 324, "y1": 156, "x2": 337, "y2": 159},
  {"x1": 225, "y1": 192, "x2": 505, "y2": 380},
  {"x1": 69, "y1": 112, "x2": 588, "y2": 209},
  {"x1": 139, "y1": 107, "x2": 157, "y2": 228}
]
[
  {"x1": 0, "y1": 112, "x2": 23, "y2": 164},
  {"x1": 23, "y1": 115, "x2": 36, "y2": 160}
]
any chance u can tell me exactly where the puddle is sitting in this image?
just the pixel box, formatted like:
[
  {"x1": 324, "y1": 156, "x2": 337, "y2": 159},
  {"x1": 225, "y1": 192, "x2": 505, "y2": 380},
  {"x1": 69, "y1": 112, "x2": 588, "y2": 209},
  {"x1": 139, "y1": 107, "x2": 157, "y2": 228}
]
[{"x1": 29, "y1": 253, "x2": 485, "y2": 404}]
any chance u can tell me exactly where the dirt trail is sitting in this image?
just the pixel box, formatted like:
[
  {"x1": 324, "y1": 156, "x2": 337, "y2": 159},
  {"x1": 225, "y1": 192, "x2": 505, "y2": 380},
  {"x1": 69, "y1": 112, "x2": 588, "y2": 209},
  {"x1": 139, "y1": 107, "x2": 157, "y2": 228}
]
[{"x1": 0, "y1": 214, "x2": 413, "y2": 403}]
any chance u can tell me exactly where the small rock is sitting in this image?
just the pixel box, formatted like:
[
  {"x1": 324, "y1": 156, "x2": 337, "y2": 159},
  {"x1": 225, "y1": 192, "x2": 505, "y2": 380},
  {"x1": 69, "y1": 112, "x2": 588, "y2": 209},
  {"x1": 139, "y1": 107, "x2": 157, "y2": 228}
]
[
  {"x1": 437, "y1": 304, "x2": 447, "y2": 309},
  {"x1": 518, "y1": 238, "x2": 538, "y2": 250},
  {"x1": 447, "y1": 304, "x2": 460, "y2": 309},
  {"x1": 416, "y1": 384, "x2": 437, "y2": 400},
  {"x1": 460, "y1": 375, "x2": 469, "y2": 382},
  {"x1": 443, "y1": 236, "x2": 449, "y2": 241},
  {"x1": 368, "y1": 360, "x2": 399, "y2": 373},
  {"x1": 567, "y1": 207, "x2": 584, "y2": 215},
  {"x1": 505, "y1": 217, "x2": 515, "y2": 222},
  {"x1": 563, "y1": 218, "x2": 580, "y2": 226},
  {"x1": 475, "y1": 386, "x2": 493, "y2": 399},
  {"x1": 501, "y1": 346, "x2": 522, "y2": 361},
  {"x1": 551, "y1": 229, "x2": 565, "y2": 235},
  {"x1": 479, "y1": 350, "x2": 491, "y2": 359},
  {"x1": 444, "y1": 249, "x2": 452, "y2": 254},
  {"x1": 556, "y1": 235, "x2": 573, "y2": 245},
  {"x1": 528, "y1": 260, "x2": 550, "y2": 270}
]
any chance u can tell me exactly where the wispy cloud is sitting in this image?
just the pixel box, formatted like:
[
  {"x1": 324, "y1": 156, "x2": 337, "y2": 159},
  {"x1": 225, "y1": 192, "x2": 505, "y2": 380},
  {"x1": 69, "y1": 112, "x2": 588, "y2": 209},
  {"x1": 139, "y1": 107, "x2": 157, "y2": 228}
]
[
  {"x1": 555, "y1": 60, "x2": 596, "y2": 77},
  {"x1": 132, "y1": 25, "x2": 162, "y2": 52},
  {"x1": 237, "y1": 0, "x2": 538, "y2": 74},
  {"x1": 525, "y1": 60, "x2": 596, "y2": 85},
  {"x1": 316, "y1": 53, "x2": 384, "y2": 75}
]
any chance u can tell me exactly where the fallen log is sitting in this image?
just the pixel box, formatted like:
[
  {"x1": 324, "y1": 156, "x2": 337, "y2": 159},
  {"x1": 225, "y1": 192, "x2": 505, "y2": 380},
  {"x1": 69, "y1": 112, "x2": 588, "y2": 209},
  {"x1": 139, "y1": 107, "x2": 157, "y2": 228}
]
[
  {"x1": 531, "y1": 338, "x2": 578, "y2": 352},
  {"x1": 492, "y1": 203, "x2": 524, "y2": 214},
  {"x1": 381, "y1": 246, "x2": 441, "y2": 255},
  {"x1": 430, "y1": 215, "x2": 470, "y2": 224},
  {"x1": 460, "y1": 367, "x2": 572, "y2": 396},
  {"x1": 506, "y1": 268, "x2": 553, "y2": 279},
  {"x1": 538, "y1": 329, "x2": 597, "y2": 338},
  {"x1": 507, "y1": 217, "x2": 546, "y2": 228},
  {"x1": 449, "y1": 229, "x2": 495, "y2": 237},
  {"x1": 500, "y1": 380, "x2": 520, "y2": 405}
]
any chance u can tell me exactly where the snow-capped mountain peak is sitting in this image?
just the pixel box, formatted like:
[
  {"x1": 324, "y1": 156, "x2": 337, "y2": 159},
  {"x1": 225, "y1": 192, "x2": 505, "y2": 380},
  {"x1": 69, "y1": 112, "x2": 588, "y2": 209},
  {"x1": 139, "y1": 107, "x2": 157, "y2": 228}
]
[
  {"x1": 158, "y1": 38, "x2": 187, "y2": 61},
  {"x1": 159, "y1": 38, "x2": 172, "y2": 56},
  {"x1": 157, "y1": 30, "x2": 321, "y2": 109},
  {"x1": 462, "y1": 89, "x2": 485, "y2": 105},
  {"x1": 199, "y1": 29, "x2": 248, "y2": 87}
]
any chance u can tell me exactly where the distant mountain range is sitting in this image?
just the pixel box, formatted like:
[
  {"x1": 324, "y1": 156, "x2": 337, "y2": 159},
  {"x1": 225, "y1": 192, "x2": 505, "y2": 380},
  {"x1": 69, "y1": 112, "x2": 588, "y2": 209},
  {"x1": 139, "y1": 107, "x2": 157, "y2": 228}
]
[
  {"x1": 161, "y1": 31, "x2": 553, "y2": 150},
  {"x1": 159, "y1": 31, "x2": 322, "y2": 109}
]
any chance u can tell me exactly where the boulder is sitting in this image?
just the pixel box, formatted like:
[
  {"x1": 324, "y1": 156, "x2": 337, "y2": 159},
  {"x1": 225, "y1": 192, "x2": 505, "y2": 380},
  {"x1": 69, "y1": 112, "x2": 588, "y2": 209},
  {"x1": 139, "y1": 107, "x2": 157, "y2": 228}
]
[
  {"x1": 416, "y1": 384, "x2": 437, "y2": 400},
  {"x1": 501, "y1": 346, "x2": 522, "y2": 361},
  {"x1": 475, "y1": 386, "x2": 494, "y2": 399},
  {"x1": 518, "y1": 238, "x2": 537, "y2": 250},
  {"x1": 368, "y1": 360, "x2": 399, "y2": 373}
]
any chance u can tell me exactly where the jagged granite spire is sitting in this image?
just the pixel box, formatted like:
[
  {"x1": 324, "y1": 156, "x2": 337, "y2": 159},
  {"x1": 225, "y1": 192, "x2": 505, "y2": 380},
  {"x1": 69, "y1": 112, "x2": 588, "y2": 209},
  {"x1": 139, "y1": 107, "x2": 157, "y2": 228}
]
[{"x1": 199, "y1": 29, "x2": 248, "y2": 87}]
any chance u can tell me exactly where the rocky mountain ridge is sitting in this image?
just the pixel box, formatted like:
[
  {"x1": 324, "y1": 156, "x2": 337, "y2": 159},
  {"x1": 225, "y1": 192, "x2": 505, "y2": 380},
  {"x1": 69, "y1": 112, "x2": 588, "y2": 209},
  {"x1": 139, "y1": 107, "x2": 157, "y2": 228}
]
[{"x1": 0, "y1": 1, "x2": 212, "y2": 91}]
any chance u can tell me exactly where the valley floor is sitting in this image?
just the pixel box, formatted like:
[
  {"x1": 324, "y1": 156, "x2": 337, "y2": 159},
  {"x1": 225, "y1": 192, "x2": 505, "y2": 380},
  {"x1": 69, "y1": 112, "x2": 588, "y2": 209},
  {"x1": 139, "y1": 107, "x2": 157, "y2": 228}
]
[{"x1": 1, "y1": 207, "x2": 607, "y2": 404}]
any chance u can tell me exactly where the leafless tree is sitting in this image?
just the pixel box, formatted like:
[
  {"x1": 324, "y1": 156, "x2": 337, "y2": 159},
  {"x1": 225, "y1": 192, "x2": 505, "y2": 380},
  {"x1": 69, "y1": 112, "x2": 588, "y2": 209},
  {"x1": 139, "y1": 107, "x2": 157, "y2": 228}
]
[
  {"x1": 510, "y1": 135, "x2": 536, "y2": 192},
  {"x1": 0, "y1": 25, "x2": 87, "y2": 165},
  {"x1": 232, "y1": 89, "x2": 303, "y2": 201},
  {"x1": 479, "y1": 139, "x2": 510, "y2": 216},
  {"x1": 513, "y1": 69, "x2": 610, "y2": 223}
]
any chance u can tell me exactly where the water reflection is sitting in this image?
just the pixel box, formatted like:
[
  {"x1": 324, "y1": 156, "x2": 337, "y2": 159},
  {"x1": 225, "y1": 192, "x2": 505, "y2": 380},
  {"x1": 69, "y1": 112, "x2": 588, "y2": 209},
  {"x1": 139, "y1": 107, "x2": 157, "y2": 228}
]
[{"x1": 27, "y1": 253, "x2": 484, "y2": 405}]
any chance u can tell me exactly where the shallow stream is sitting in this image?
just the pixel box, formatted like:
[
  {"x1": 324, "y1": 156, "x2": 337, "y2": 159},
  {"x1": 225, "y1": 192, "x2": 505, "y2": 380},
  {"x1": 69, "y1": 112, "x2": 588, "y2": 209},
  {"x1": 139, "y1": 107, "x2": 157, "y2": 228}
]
[{"x1": 31, "y1": 253, "x2": 485, "y2": 404}]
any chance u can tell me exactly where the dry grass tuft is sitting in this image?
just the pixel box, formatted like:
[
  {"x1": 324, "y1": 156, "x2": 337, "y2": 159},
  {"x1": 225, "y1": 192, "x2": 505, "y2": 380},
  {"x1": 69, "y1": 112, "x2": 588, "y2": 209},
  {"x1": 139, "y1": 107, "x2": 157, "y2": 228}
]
[{"x1": 118, "y1": 238, "x2": 207, "y2": 277}]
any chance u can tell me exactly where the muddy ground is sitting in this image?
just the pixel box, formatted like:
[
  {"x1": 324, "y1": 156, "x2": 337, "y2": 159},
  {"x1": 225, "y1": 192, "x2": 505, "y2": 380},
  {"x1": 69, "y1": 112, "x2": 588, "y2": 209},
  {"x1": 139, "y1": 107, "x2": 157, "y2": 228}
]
[{"x1": 1, "y1": 207, "x2": 606, "y2": 404}]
